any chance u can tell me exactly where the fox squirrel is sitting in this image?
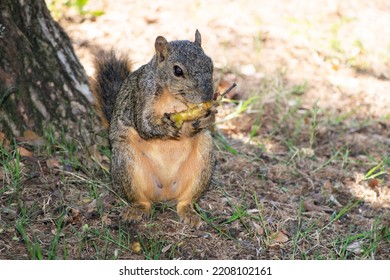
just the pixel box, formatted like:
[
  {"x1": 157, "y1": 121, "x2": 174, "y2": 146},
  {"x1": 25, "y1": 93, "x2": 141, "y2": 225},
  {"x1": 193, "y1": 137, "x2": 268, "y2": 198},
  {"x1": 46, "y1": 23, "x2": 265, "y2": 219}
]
[{"x1": 91, "y1": 31, "x2": 216, "y2": 228}]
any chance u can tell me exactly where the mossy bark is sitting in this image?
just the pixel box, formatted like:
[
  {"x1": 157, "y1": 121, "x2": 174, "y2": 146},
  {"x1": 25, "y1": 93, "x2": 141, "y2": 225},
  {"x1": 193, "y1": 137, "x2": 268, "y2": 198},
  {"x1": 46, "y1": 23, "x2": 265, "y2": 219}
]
[{"x1": 0, "y1": 0, "x2": 93, "y2": 140}]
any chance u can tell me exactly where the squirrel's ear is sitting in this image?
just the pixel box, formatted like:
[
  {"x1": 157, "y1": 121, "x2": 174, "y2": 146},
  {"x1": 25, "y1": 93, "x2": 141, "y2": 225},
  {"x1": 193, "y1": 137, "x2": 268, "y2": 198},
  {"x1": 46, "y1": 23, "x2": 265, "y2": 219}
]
[
  {"x1": 155, "y1": 36, "x2": 169, "y2": 63},
  {"x1": 194, "y1": 30, "x2": 202, "y2": 47}
]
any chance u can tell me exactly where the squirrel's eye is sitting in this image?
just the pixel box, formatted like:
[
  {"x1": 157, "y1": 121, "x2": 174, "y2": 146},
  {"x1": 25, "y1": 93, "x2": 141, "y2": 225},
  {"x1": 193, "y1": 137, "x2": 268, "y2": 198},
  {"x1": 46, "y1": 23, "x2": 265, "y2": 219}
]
[{"x1": 173, "y1": 65, "x2": 184, "y2": 77}]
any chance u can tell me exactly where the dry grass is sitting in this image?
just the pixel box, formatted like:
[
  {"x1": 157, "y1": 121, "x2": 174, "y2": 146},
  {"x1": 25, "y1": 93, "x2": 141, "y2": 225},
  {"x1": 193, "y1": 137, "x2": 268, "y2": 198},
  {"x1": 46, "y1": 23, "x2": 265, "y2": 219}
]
[{"x1": 1, "y1": 0, "x2": 389, "y2": 259}]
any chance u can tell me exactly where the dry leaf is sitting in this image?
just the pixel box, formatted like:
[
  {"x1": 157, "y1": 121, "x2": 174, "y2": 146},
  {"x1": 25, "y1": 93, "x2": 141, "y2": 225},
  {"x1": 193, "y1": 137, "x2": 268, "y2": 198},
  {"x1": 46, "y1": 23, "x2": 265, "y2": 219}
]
[
  {"x1": 87, "y1": 199, "x2": 97, "y2": 213},
  {"x1": 88, "y1": 145, "x2": 102, "y2": 163},
  {"x1": 252, "y1": 222, "x2": 264, "y2": 236},
  {"x1": 46, "y1": 158, "x2": 61, "y2": 169},
  {"x1": 64, "y1": 208, "x2": 82, "y2": 225},
  {"x1": 247, "y1": 209, "x2": 259, "y2": 214},
  {"x1": 17, "y1": 147, "x2": 33, "y2": 157},
  {"x1": 300, "y1": 147, "x2": 315, "y2": 157},
  {"x1": 51, "y1": 229, "x2": 65, "y2": 237},
  {"x1": 0, "y1": 168, "x2": 4, "y2": 180},
  {"x1": 131, "y1": 242, "x2": 141, "y2": 253},
  {"x1": 22, "y1": 130, "x2": 45, "y2": 146},
  {"x1": 23, "y1": 130, "x2": 41, "y2": 141},
  {"x1": 82, "y1": 197, "x2": 93, "y2": 204},
  {"x1": 346, "y1": 240, "x2": 364, "y2": 254},
  {"x1": 0, "y1": 132, "x2": 10, "y2": 150},
  {"x1": 101, "y1": 214, "x2": 112, "y2": 226},
  {"x1": 329, "y1": 195, "x2": 342, "y2": 207},
  {"x1": 0, "y1": 132, "x2": 5, "y2": 144},
  {"x1": 144, "y1": 15, "x2": 158, "y2": 24},
  {"x1": 303, "y1": 200, "x2": 333, "y2": 213},
  {"x1": 322, "y1": 180, "x2": 333, "y2": 194},
  {"x1": 272, "y1": 231, "x2": 289, "y2": 243},
  {"x1": 162, "y1": 243, "x2": 173, "y2": 253},
  {"x1": 368, "y1": 179, "x2": 379, "y2": 189}
]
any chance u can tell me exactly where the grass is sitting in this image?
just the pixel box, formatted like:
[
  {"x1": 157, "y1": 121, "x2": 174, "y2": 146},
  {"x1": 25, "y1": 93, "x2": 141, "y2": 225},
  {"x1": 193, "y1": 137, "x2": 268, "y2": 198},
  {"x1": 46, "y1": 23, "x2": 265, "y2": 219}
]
[
  {"x1": 1, "y1": 103, "x2": 388, "y2": 261},
  {"x1": 46, "y1": 0, "x2": 105, "y2": 20},
  {"x1": 138, "y1": 233, "x2": 173, "y2": 260},
  {"x1": 0, "y1": 142, "x2": 22, "y2": 195},
  {"x1": 334, "y1": 217, "x2": 389, "y2": 259},
  {"x1": 364, "y1": 161, "x2": 387, "y2": 180},
  {"x1": 2, "y1": 73, "x2": 389, "y2": 260}
]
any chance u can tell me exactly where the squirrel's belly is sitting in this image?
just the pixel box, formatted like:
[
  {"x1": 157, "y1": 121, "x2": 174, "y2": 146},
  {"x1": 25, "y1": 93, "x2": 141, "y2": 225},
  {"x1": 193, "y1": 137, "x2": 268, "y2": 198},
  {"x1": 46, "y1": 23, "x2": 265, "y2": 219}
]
[
  {"x1": 127, "y1": 128, "x2": 194, "y2": 201},
  {"x1": 143, "y1": 138, "x2": 194, "y2": 201}
]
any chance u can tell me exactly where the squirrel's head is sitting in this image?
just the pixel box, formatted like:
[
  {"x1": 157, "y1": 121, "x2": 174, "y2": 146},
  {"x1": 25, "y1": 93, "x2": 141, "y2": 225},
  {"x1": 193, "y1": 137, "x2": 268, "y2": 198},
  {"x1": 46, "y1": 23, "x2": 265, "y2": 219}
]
[{"x1": 154, "y1": 30, "x2": 214, "y2": 104}]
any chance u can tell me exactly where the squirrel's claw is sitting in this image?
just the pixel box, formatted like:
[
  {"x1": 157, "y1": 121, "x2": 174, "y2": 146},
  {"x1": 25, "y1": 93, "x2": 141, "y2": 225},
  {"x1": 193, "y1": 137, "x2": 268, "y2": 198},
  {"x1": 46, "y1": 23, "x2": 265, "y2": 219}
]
[
  {"x1": 177, "y1": 204, "x2": 204, "y2": 229},
  {"x1": 162, "y1": 113, "x2": 181, "y2": 139},
  {"x1": 122, "y1": 203, "x2": 151, "y2": 223},
  {"x1": 178, "y1": 108, "x2": 217, "y2": 137},
  {"x1": 191, "y1": 108, "x2": 217, "y2": 130}
]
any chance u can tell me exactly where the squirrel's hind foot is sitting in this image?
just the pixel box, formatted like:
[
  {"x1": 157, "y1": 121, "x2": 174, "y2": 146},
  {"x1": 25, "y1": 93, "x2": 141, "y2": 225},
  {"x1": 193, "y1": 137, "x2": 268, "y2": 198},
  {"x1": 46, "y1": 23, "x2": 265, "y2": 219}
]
[
  {"x1": 177, "y1": 204, "x2": 204, "y2": 229},
  {"x1": 122, "y1": 203, "x2": 151, "y2": 223}
]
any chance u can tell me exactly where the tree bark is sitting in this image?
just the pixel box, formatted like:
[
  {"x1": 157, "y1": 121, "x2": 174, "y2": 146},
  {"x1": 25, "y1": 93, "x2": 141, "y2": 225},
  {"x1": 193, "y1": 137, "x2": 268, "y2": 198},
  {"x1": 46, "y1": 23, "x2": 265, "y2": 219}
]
[{"x1": 0, "y1": 0, "x2": 93, "y2": 139}]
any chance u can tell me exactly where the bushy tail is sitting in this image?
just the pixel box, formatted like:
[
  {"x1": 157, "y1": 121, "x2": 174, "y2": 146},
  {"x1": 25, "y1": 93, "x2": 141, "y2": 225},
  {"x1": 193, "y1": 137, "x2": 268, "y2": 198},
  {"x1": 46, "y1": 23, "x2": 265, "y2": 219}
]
[{"x1": 91, "y1": 50, "x2": 131, "y2": 128}]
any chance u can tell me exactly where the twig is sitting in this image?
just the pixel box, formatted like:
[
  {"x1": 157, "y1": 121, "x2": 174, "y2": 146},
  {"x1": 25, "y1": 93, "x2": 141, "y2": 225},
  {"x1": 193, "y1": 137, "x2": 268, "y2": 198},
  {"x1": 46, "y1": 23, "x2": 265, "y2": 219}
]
[{"x1": 220, "y1": 82, "x2": 237, "y2": 98}]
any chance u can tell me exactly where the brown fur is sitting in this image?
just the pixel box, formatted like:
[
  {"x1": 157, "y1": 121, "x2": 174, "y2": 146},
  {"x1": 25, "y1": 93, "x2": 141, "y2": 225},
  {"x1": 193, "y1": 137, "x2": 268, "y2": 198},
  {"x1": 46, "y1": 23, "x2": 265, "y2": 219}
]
[
  {"x1": 90, "y1": 50, "x2": 131, "y2": 128},
  {"x1": 92, "y1": 88, "x2": 110, "y2": 129}
]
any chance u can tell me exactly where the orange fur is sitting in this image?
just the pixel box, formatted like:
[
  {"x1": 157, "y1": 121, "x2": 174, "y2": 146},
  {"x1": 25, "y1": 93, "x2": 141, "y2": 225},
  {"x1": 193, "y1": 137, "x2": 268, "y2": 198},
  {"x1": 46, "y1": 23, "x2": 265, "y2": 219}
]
[
  {"x1": 126, "y1": 127, "x2": 206, "y2": 203},
  {"x1": 152, "y1": 89, "x2": 188, "y2": 118}
]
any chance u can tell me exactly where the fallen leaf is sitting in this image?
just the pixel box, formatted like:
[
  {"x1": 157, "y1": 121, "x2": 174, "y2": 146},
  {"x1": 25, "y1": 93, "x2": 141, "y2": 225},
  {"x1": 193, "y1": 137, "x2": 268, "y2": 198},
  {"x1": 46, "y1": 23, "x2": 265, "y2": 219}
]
[
  {"x1": 346, "y1": 240, "x2": 364, "y2": 254},
  {"x1": 253, "y1": 222, "x2": 264, "y2": 236},
  {"x1": 51, "y1": 229, "x2": 65, "y2": 237},
  {"x1": 46, "y1": 158, "x2": 61, "y2": 169},
  {"x1": 82, "y1": 197, "x2": 93, "y2": 204},
  {"x1": 272, "y1": 231, "x2": 289, "y2": 243},
  {"x1": 0, "y1": 132, "x2": 10, "y2": 150},
  {"x1": 322, "y1": 180, "x2": 333, "y2": 195},
  {"x1": 101, "y1": 214, "x2": 111, "y2": 226},
  {"x1": 87, "y1": 199, "x2": 97, "y2": 213},
  {"x1": 162, "y1": 243, "x2": 173, "y2": 253},
  {"x1": 247, "y1": 209, "x2": 259, "y2": 214},
  {"x1": 300, "y1": 147, "x2": 315, "y2": 157},
  {"x1": 131, "y1": 242, "x2": 141, "y2": 253},
  {"x1": 329, "y1": 195, "x2": 342, "y2": 207},
  {"x1": 368, "y1": 179, "x2": 379, "y2": 189},
  {"x1": 144, "y1": 15, "x2": 158, "y2": 24},
  {"x1": 0, "y1": 132, "x2": 5, "y2": 144},
  {"x1": 64, "y1": 208, "x2": 82, "y2": 225},
  {"x1": 17, "y1": 147, "x2": 33, "y2": 157},
  {"x1": 23, "y1": 130, "x2": 41, "y2": 141},
  {"x1": 303, "y1": 200, "x2": 333, "y2": 213},
  {"x1": 88, "y1": 145, "x2": 102, "y2": 163}
]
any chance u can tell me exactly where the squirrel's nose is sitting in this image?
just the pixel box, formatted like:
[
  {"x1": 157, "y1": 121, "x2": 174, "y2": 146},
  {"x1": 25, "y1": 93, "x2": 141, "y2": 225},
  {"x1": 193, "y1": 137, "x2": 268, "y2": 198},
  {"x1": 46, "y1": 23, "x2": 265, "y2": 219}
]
[{"x1": 200, "y1": 84, "x2": 214, "y2": 102}]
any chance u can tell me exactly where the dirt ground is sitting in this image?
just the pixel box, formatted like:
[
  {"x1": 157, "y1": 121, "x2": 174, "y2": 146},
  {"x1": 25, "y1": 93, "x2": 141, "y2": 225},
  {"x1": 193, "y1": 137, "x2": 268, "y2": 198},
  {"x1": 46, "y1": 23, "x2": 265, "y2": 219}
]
[{"x1": 1, "y1": 0, "x2": 389, "y2": 259}]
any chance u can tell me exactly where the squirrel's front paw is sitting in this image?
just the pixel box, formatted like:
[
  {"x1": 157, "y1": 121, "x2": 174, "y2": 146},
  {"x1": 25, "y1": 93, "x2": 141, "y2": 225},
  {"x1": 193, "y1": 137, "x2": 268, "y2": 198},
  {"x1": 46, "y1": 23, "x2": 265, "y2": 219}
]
[
  {"x1": 162, "y1": 113, "x2": 181, "y2": 139},
  {"x1": 191, "y1": 108, "x2": 217, "y2": 130},
  {"x1": 181, "y1": 108, "x2": 217, "y2": 136}
]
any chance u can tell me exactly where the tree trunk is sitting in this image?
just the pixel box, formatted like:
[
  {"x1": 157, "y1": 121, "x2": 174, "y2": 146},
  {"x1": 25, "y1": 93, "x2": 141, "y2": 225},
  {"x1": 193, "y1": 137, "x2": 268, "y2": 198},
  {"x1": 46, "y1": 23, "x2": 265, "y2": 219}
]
[{"x1": 0, "y1": 0, "x2": 93, "y2": 139}]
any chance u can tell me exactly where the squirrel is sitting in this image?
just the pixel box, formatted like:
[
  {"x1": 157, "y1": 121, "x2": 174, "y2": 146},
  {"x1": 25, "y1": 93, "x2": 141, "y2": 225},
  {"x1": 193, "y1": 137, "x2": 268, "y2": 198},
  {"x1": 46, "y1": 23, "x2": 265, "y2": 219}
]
[{"x1": 91, "y1": 30, "x2": 216, "y2": 228}]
